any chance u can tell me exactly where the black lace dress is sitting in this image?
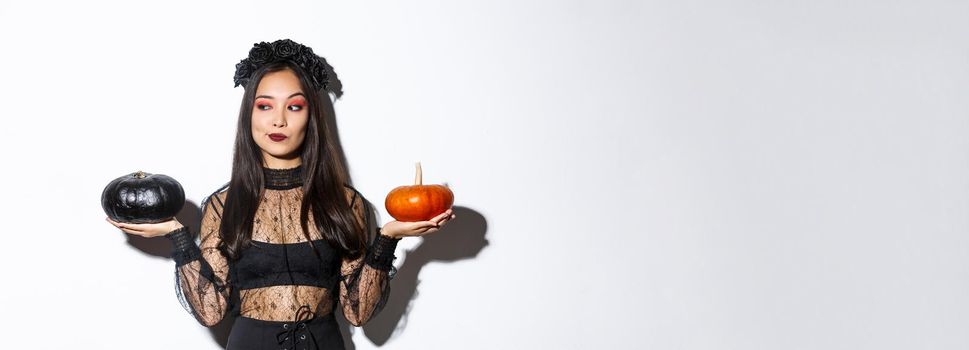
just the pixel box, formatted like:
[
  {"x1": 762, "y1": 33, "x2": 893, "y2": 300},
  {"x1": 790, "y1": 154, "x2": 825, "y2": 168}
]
[{"x1": 164, "y1": 164, "x2": 400, "y2": 350}]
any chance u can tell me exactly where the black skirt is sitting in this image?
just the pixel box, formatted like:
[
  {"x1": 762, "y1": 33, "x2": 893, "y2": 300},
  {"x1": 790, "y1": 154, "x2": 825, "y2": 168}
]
[{"x1": 227, "y1": 312, "x2": 345, "y2": 350}]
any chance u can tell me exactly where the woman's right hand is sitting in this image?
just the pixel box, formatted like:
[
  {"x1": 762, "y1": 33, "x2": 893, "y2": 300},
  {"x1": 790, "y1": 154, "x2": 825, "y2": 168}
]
[{"x1": 106, "y1": 217, "x2": 183, "y2": 238}]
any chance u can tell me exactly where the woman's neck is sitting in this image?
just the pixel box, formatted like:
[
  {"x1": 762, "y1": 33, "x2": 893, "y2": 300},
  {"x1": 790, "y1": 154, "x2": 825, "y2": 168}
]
[
  {"x1": 262, "y1": 157, "x2": 302, "y2": 170},
  {"x1": 263, "y1": 163, "x2": 303, "y2": 190}
]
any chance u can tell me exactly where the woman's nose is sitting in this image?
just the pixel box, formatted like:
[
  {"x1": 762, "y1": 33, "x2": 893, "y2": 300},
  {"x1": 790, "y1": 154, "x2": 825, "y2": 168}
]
[{"x1": 272, "y1": 110, "x2": 287, "y2": 127}]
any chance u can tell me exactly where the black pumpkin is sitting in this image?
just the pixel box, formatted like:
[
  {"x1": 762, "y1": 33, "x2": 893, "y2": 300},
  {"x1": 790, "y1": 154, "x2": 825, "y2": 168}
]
[{"x1": 101, "y1": 170, "x2": 185, "y2": 224}]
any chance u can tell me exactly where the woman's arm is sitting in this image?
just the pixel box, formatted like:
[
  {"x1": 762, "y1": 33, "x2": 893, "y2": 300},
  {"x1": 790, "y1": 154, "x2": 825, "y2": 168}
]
[
  {"x1": 166, "y1": 190, "x2": 233, "y2": 327},
  {"x1": 338, "y1": 186, "x2": 401, "y2": 326},
  {"x1": 336, "y1": 185, "x2": 456, "y2": 326}
]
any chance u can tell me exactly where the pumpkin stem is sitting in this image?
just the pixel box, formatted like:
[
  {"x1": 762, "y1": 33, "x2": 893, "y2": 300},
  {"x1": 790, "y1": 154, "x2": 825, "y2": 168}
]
[
  {"x1": 415, "y1": 162, "x2": 422, "y2": 185},
  {"x1": 134, "y1": 171, "x2": 146, "y2": 179}
]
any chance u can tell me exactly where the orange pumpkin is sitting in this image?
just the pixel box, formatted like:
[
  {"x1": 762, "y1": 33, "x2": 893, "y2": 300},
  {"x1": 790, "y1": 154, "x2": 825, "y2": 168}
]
[{"x1": 385, "y1": 162, "x2": 454, "y2": 222}]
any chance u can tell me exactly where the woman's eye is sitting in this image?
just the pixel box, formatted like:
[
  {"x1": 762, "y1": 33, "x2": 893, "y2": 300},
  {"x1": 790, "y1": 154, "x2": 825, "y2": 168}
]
[
  {"x1": 288, "y1": 104, "x2": 304, "y2": 111},
  {"x1": 256, "y1": 104, "x2": 272, "y2": 111}
]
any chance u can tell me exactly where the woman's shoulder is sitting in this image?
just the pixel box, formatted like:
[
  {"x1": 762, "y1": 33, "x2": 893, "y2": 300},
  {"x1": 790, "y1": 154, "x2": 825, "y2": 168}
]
[
  {"x1": 201, "y1": 182, "x2": 230, "y2": 213},
  {"x1": 342, "y1": 183, "x2": 366, "y2": 204}
]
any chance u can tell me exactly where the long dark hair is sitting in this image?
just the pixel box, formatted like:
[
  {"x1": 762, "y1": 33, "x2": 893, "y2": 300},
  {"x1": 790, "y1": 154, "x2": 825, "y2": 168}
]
[{"x1": 218, "y1": 60, "x2": 366, "y2": 261}]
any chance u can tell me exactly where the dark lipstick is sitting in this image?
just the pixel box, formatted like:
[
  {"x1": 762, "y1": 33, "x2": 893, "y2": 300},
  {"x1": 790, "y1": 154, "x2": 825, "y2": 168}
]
[{"x1": 269, "y1": 133, "x2": 287, "y2": 142}]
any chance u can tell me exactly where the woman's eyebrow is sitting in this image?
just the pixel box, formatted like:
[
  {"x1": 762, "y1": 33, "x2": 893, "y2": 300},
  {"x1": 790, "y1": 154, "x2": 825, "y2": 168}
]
[{"x1": 255, "y1": 92, "x2": 306, "y2": 100}]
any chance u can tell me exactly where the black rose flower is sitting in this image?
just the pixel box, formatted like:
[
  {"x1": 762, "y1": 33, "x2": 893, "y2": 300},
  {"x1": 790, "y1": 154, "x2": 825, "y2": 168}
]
[
  {"x1": 273, "y1": 39, "x2": 298, "y2": 58},
  {"x1": 310, "y1": 63, "x2": 328, "y2": 90},
  {"x1": 248, "y1": 42, "x2": 273, "y2": 64},
  {"x1": 299, "y1": 45, "x2": 315, "y2": 60},
  {"x1": 292, "y1": 52, "x2": 309, "y2": 67},
  {"x1": 233, "y1": 60, "x2": 253, "y2": 87}
]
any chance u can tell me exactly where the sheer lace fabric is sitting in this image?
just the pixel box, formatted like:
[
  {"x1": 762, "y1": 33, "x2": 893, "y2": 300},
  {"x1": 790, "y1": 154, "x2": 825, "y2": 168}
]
[{"x1": 168, "y1": 165, "x2": 399, "y2": 327}]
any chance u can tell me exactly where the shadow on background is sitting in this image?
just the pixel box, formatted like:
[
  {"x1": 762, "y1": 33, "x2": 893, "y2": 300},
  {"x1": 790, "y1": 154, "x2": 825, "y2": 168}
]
[{"x1": 346, "y1": 205, "x2": 489, "y2": 346}]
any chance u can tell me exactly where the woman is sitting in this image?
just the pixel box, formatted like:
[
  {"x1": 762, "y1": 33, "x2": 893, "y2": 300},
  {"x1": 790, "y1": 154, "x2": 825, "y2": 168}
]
[{"x1": 106, "y1": 39, "x2": 454, "y2": 350}]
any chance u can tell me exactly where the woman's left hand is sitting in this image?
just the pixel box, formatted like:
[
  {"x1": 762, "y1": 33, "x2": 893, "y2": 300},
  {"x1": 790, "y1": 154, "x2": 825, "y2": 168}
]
[{"x1": 381, "y1": 209, "x2": 455, "y2": 239}]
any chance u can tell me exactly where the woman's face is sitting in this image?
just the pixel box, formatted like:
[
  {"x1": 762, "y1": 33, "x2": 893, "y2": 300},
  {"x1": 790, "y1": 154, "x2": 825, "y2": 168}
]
[{"x1": 251, "y1": 68, "x2": 309, "y2": 168}]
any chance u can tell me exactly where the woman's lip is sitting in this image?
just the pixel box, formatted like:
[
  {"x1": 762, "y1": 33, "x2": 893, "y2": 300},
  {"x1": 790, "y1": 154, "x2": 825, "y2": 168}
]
[{"x1": 269, "y1": 134, "x2": 287, "y2": 141}]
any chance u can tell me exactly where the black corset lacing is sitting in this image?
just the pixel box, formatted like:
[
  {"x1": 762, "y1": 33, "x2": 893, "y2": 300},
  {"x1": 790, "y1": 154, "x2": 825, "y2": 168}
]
[{"x1": 275, "y1": 305, "x2": 318, "y2": 350}]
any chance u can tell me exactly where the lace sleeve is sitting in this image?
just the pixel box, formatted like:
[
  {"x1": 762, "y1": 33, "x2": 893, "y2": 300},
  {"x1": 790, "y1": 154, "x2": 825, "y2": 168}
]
[
  {"x1": 165, "y1": 189, "x2": 232, "y2": 327},
  {"x1": 339, "y1": 185, "x2": 401, "y2": 326}
]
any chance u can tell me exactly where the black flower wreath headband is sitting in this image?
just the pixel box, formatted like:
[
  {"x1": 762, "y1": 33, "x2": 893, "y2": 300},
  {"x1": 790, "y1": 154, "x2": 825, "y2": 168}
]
[{"x1": 233, "y1": 39, "x2": 330, "y2": 91}]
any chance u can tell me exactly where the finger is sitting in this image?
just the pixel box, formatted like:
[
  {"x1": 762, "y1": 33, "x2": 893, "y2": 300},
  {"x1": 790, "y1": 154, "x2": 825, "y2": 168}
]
[
  {"x1": 399, "y1": 224, "x2": 438, "y2": 236},
  {"x1": 121, "y1": 222, "x2": 155, "y2": 231},
  {"x1": 428, "y1": 212, "x2": 452, "y2": 226},
  {"x1": 106, "y1": 219, "x2": 148, "y2": 236},
  {"x1": 120, "y1": 227, "x2": 147, "y2": 236},
  {"x1": 430, "y1": 211, "x2": 450, "y2": 222},
  {"x1": 427, "y1": 212, "x2": 448, "y2": 224},
  {"x1": 110, "y1": 219, "x2": 135, "y2": 229},
  {"x1": 115, "y1": 222, "x2": 142, "y2": 232},
  {"x1": 418, "y1": 227, "x2": 439, "y2": 235},
  {"x1": 114, "y1": 222, "x2": 149, "y2": 235},
  {"x1": 407, "y1": 221, "x2": 439, "y2": 229},
  {"x1": 438, "y1": 213, "x2": 456, "y2": 225}
]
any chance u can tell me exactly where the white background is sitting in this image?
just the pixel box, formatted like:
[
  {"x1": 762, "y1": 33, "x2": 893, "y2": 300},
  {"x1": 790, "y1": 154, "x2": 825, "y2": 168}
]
[{"x1": 1, "y1": 0, "x2": 967, "y2": 349}]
